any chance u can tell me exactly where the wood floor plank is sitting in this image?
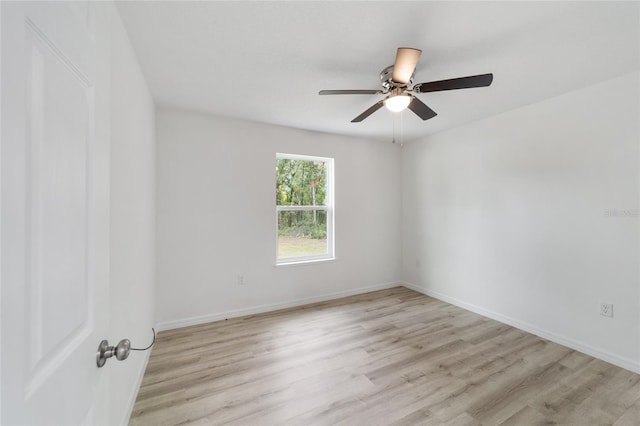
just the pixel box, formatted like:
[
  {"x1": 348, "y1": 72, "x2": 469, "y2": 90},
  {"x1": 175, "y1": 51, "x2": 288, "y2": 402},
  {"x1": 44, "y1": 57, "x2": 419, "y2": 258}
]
[
  {"x1": 130, "y1": 287, "x2": 640, "y2": 425},
  {"x1": 614, "y1": 402, "x2": 640, "y2": 426}
]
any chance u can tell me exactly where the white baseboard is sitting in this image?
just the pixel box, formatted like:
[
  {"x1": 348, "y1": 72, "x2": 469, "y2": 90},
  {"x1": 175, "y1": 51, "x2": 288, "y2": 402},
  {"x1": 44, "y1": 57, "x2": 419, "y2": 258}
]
[
  {"x1": 401, "y1": 281, "x2": 640, "y2": 374},
  {"x1": 155, "y1": 281, "x2": 402, "y2": 332},
  {"x1": 119, "y1": 347, "x2": 152, "y2": 426}
]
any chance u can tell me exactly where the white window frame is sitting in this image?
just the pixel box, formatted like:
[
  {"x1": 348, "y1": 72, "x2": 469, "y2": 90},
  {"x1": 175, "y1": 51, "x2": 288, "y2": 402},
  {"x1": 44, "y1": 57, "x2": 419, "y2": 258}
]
[{"x1": 276, "y1": 153, "x2": 335, "y2": 266}]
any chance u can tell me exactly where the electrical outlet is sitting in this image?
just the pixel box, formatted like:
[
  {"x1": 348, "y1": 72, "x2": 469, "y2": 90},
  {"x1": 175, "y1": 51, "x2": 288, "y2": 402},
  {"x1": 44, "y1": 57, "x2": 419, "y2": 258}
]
[
  {"x1": 600, "y1": 302, "x2": 613, "y2": 318},
  {"x1": 237, "y1": 274, "x2": 245, "y2": 286}
]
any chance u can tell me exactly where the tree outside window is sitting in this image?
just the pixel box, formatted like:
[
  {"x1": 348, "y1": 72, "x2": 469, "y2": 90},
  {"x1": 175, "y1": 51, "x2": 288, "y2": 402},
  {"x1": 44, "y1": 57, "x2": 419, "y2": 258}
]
[{"x1": 276, "y1": 153, "x2": 334, "y2": 264}]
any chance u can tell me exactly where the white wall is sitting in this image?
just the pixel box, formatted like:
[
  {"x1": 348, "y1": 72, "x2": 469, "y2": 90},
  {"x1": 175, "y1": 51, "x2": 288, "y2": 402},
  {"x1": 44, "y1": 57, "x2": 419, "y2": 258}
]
[
  {"x1": 109, "y1": 6, "x2": 156, "y2": 424},
  {"x1": 155, "y1": 109, "x2": 402, "y2": 328},
  {"x1": 401, "y1": 72, "x2": 640, "y2": 372}
]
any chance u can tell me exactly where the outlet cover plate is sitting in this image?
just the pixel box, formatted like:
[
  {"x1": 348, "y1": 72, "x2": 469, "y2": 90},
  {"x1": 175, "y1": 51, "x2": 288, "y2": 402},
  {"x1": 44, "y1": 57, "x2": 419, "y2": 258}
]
[{"x1": 600, "y1": 302, "x2": 613, "y2": 318}]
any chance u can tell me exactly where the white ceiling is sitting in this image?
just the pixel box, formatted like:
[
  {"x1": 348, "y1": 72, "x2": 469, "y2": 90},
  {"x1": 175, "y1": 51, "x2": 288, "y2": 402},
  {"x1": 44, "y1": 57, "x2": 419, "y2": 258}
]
[{"x1": 117, "y1": 1, "x2": 639, "y2": 143}]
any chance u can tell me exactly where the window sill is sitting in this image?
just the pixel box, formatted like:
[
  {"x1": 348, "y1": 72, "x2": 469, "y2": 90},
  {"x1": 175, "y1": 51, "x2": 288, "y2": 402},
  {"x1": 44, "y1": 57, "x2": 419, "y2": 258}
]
[{"x1": 274, "y1": 257, "x2": 336, "y2": 267}]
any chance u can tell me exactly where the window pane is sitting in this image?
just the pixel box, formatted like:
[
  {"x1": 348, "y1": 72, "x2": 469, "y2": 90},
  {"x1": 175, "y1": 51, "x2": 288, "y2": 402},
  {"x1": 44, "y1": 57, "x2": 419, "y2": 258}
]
[
  {"x1": 276, "y1": 158, "x2": 327, "y2": 206},
  {"x1": 278, "y1": 210, "x2": 327, "y2": 258}
]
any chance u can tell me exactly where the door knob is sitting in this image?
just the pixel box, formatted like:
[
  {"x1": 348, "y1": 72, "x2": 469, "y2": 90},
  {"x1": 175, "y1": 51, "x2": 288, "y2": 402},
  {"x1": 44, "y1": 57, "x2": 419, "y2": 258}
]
[
  {"x1": 96, "y1": 328, "x2": 155, "y2": 368},
  {"x1": 96, "y1": 339, "x2": 131, "y2": 367}
]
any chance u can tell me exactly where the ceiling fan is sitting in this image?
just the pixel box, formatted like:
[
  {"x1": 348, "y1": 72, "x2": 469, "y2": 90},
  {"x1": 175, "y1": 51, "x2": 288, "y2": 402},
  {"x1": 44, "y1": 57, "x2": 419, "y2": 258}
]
[{"x1": 319, "y1": 47, "x2": 493, "y2": 123}]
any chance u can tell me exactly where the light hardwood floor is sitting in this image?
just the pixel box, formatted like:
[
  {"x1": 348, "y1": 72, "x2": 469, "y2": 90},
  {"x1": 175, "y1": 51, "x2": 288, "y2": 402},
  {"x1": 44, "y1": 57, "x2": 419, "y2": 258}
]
[{"x1": 130, "y1": 287, "x2": 640, "y2": 425}]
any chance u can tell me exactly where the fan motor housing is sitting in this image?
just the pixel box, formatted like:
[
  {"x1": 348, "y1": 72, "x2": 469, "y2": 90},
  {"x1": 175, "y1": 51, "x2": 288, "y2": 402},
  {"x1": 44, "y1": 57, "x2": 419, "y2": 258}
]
[{"x1": 380, "y1": 65, "x2": 414, "y2": 90}]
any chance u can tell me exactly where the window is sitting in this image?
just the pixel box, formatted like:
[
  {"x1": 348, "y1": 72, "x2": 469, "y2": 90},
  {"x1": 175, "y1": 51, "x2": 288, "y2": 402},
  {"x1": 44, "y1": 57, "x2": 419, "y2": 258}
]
[{"x1": 276, "y1": 153, "x2": 334, "y2": 265}]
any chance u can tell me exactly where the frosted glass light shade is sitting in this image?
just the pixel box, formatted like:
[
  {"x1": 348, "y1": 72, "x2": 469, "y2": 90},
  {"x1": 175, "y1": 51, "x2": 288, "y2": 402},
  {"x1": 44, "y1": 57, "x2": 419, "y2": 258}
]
[{"x1": 385, "y1": 95, "x2": 411, "y2": 112}]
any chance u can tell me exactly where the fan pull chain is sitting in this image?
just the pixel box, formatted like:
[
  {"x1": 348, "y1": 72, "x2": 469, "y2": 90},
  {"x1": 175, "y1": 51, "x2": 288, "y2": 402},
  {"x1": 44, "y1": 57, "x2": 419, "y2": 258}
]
[
  {"x1": 400, "y1": 110, "x2": 404, "y2": 145},
  {"x1": 392, "y1": 112, "x2": 396, "y2": 144}
]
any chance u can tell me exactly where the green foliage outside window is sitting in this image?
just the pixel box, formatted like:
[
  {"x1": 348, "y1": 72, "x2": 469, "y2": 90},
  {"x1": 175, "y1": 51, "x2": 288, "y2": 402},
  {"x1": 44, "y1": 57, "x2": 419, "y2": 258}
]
[{"x1": 276, "y1": 158, "x2": 327, "y2": 239}]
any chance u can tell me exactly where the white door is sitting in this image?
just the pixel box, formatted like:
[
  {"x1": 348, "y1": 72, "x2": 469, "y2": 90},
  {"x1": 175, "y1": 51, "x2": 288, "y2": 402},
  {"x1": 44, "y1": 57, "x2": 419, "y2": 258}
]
[{"x1": 1, "y1": 1, "x2": 111, "y2": 424}]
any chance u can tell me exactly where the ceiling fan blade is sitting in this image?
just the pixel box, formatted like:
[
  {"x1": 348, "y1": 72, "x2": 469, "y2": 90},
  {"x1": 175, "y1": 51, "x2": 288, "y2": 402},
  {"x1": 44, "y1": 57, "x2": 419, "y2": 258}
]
[
  {"x1": 351, "y1": 100, "x2": 384, "y2": 123},
  {"x1": 413, "y1": 73, "x2": 493, "y2": 93},
  {"x1": 319, "y1": 89, "x2": 383, "y2": 95},
  {"x1": 407, "y1": 97, "x2": 437, "y2": 121},
  {"x1": 392, "y1": 47, "x2": 422, "y2": 85}
]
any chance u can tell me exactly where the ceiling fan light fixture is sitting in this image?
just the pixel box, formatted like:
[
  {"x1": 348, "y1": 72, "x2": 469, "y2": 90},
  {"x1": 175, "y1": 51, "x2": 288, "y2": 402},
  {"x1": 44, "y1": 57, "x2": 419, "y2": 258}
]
[
  {"x1": 319, "y1": 47, "x2": 493, "y2": 123},
  {"x1": 385, "y1": 94, "x2": 411, "y2": 112}
]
